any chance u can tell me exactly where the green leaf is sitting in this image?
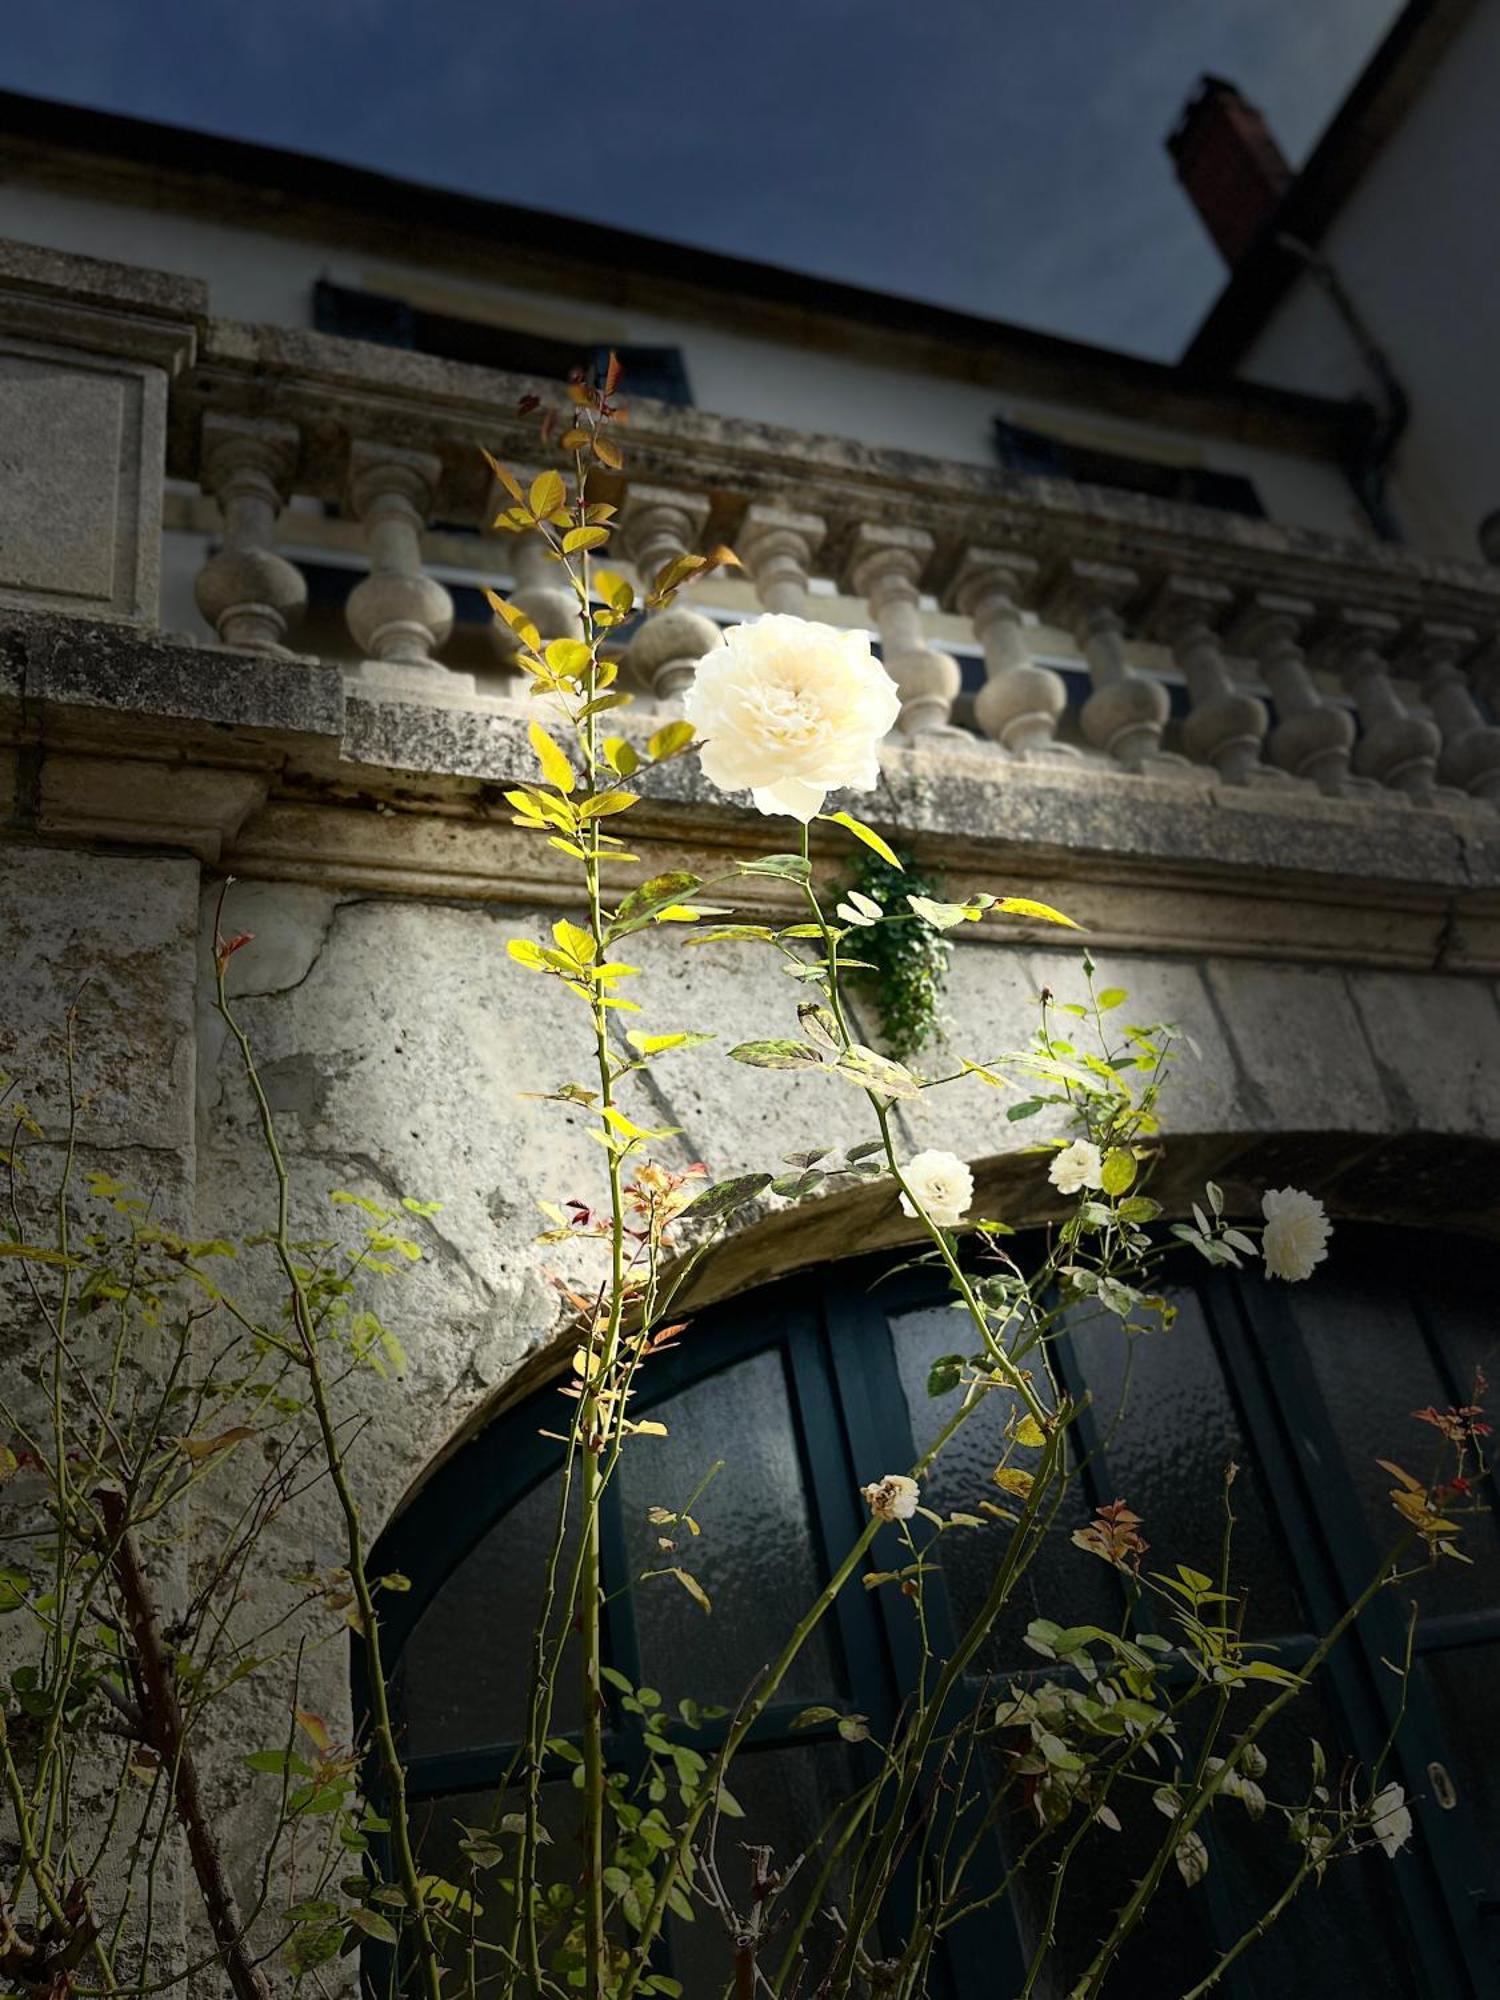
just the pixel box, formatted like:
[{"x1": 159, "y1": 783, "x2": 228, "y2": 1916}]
[
  {"x1": 679, "y1": 1174, "x2": 773, "y2": 1221},
  {"x1": 926, "y1": 1354, "x2": 965, "y2": 1398},
  {"x1": 821, "y1": 810, "x2": 901, "y2": 868},
  {"x1": 728, "y1": 1040, "x2": 825, "y2": 1071},
  {"x1": 738, "y1": 854, "x2": 812, "y2": 883},
  {"x1": 791, "y1": 1705, "x2": 842, "y2": 1730},
  {"x1": 1100, "y1": 1148, "x2": 1137, "y2": 1196},
  {"x1": 346, "y1": 1908, "x2": 399, "y2": 1945},
  {"x1": 834, "y1": 1044, "x2": 921, "y2": 1100}
]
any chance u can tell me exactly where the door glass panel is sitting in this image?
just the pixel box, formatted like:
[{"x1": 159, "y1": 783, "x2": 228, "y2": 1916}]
[
  {"x1": 620, "y1": 1347, "x2": 842, "y2": 1705},
  {"x1": 412, "y1": 1779, "x2": 582, "y2": 1995},
  {"x1": 993, "y1": 1744, "x2": 1220, "y2": 2000},
  {"x1": 400, "y1": 1476, "x2": 581, "y2": 1757},
  {"x1": 1287, "y1": 1267, "x2": 1500, "y2": 1614},
  {"x1": 891, "y1": 1302, "x2": 1117, "y2": 1668},
  {"x1": 1208, "y1": 1688, "x2": 1414, "y2": 1998},
  {"x1": 665, "y1": 1741, "x2": 860, "y2": 1994},
  {"x1": 1425, "y1": 1644, "x2": 1500, "y2": 1896},
  {"x1": 1066, "y1": 1287, "x2": 1304, "y2": 1638}
]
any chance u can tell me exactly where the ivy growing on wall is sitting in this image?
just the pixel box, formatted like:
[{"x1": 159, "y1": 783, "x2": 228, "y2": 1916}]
[{"x1": 841, "y1": 847, "x2": 952, "y2": 1058}]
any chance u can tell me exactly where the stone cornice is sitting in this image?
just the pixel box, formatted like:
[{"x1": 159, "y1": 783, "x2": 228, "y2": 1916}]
[{"x1": 5, "y1": 611, "x2": 1500, "y2": 970}]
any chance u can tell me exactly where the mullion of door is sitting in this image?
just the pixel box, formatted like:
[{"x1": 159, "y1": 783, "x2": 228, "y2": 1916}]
[
  {"x1": 1213, "y1": 1266, "x2": 1485, "y2": 2000},
  {"x1": 823, "y1": 1264, "x2": 1029, "y2": 1999}
]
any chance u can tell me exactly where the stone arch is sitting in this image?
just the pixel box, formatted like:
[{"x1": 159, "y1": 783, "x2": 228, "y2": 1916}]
[{"x1": 389, "y1": 1123, "x2": 1500, "y2": 1520}]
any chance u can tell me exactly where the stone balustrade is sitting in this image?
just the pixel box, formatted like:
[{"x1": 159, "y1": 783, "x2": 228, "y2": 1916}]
[{"x1": 7, "y1": 242, "x2": 1500, "y2": 815}]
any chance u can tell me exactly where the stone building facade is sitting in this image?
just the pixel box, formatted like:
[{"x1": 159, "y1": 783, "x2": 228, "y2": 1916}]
[{"x1": 3, "y1": 21, "x2": 1500, "y2": 1992}]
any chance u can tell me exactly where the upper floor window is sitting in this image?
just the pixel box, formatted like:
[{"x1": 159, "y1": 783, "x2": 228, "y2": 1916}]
[
  {"x1": 311, "y1": 280, "x2": 694, "y2": 406},
  {"x1": 371, "y1": 1230, "x2": 1499, "y2": 1997},
  {"x1": 993, "y1": 417, "x2": 1265, "y2": 518}
]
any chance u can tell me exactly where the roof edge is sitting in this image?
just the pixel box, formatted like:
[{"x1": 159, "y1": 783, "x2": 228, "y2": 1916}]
[
  {"x1": 0, "y1": 87, "x2": 1364, "y2": 458},
  {"x1": 1180, "y1": 0, "x2": 1478, "y2": 375}
]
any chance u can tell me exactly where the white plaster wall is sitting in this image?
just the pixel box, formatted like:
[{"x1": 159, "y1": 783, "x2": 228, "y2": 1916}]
[
  {"x1": 1241, "y1": 0, "x2": 1500, "y2": 561},
  {"x1": 0, "y1": 181, "x2": 1360, "y2": 538}
]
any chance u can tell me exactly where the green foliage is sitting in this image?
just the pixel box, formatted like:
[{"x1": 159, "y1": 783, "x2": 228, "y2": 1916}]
[{"x1": 837, "y1": 847, "x2": 952, "y2": 1058}]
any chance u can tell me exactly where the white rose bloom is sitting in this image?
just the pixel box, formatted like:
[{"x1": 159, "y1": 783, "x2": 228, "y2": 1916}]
[
  {"x1": 1049, "y1": 1139, "x2": 1104, "y2": 1197},
  {"x1": 862, "y1": 1473, "x2": 920, "y2": 1523},
  {"x1": 899, "y1": 1150, "x2": 975, "y2": 1230},
  {"x1": 1260, "y1": 1187, "x2": 1331, "y2": 1283},
  {"x1": 1370, "y1": 1782, "x2": 1413, "y2": 1859},
  {"x1": 682, "y1": 614, "x2": 901, "y2": 822}
]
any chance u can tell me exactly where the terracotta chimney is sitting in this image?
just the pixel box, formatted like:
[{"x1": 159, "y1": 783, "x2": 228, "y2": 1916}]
[{"x1": 1167, "y1": 75, "x2": 1293, "y2": 267}]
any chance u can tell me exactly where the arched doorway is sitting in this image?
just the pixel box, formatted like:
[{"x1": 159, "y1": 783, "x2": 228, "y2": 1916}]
[{"x1": 369, "y1": 1226, "x2": 1500, "y2": 1997}]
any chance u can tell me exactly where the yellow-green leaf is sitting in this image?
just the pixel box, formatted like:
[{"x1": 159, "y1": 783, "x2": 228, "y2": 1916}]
[
  {"x1": 544, "y1": 638, "x2": 593, "y2": 679},
  {"x1": 529, "y1": 469, "x2": 565, "y2": 518},
  {"x1": 481, "y1": 450, "x2": 525, "y2": 506},
  {"x1": 648, "y1": 719, "x2": 696, "y2": 762},
  {"x1": 563, "y1": 526, "x2": 611, "y2": 553},
  {"x1": 821, "y1": 810, "x2": 901, "y2": 869},
  {"x1": 552, "y1": 919, "x2": 595, "y2": 965},
  {"x1": 1101, "y1": 1148, "x2": 1137, "y2": 1196},
  {"x1": 529, "y1": 719, "x2": 575, "y2": 794},
  {"x1": 593, "y1": 568, "x2": 635, "y2": 614},
  {"x1": 991, "y1": 897, "x2": 1081, "y2": 930}
]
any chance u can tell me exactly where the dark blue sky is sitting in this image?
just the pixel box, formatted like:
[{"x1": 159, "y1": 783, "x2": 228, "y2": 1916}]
[{"x1": 2, "y1": 0, "x2": 1403, "y2": 359}]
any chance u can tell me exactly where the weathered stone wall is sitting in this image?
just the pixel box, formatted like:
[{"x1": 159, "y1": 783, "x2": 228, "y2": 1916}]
[
  {"x1": 4, "y1": 811, "x2": 1500, "y2": 1975},
  {"x1": 7, "y1": 632, "x2": 1500, "y2": 1972}
]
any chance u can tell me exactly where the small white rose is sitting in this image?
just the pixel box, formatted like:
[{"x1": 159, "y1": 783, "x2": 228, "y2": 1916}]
[
  {"x1": 898, "y1": 1150, "x2": 974, "y2": 1231},
  {"x1": 1370, "y1": 1782, "x2": 1412, "y2": 1859},
  {"x1": 1049, "y1": 1139, "x2": 1104, "y2": 1197},
  {"x1": 682, "y1": 614, "x2": 901, "y2": 822},
  {"x1": 1260, "y1": 1187, "x2": 1331, "y2": 1283},
  {"x1": 862, "y1": 1473, "x2": 920, "y2": 1523}
]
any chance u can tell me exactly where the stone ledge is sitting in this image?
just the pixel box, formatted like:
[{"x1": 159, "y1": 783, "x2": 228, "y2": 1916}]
[{"x1": 7, "y1": 610, "x2": 1500, "y2": 968}]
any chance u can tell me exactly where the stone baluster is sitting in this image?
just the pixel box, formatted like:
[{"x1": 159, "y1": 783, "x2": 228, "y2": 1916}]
[
  {"x1": 619, "y1": 484, "x2": 723, "y2": 704},
  {"x1": 740, "y1": 505, "x2": 826, "y2": 614},
  {"x1": 1319, "y1": 608, "x2": 1441, "y2": 798},
  {"x1": 193, "y1": 415, "x2": 307, "y2": 653},
  {"x1": 1149, "y1": 575, "x2": 1270, "y2": 785},
  {"x1": 949, "y1": 548, "x2": 1069, "y2": 756},
  {"x1": 846, "y1": 525, "x2": 961, "y2": 739},
  {"x1": 345, "y1": 442, "x2": 456, "y2": 684},
  {"x1": 1232, "y1": 592, "x2": 1354, "y2": 796},
  {"x1": 1045, "y1": 559, "x2": 1171, "y2": 771},
  {"x1": 1405, "y1": 621, "x2": 1500, "y2": 805}
]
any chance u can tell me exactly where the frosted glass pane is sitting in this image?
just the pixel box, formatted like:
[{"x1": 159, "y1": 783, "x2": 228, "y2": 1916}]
[
  {"x1": 1289, "y1": 1269, "x2": 1500, "y2": 1615},
  {"x1": 401, "y1": 1477, "x2": 581, "y2": 1757},
  {"x1": 414, "y1": 1780, "x2": 582, "y2": 1993},
  {"x1": 665, "y1": 1741, "x2": 859, "y2": 1995},
  {"x1": 1427, "y1": 1644, "x2": 1500, "y2": 1869},
  {"x1": 1068, "y1": 1288, "x2": 1303, "y2": 1637},
  {"x1": 891, "y1": 1303, "x2": 1117, "y2": 1668},
  {"x1": 1206, "y1": 1690, "x2": 1412, "y2": 1999},
  {"x1": 621, "y1": 1348, "x2": 841, "y2": 1705}
]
